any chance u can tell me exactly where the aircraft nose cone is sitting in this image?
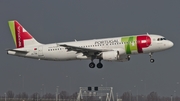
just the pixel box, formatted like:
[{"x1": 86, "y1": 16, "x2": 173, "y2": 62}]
[{"x1": 168, "y1": 41, "x2": 174, "y2": 48}]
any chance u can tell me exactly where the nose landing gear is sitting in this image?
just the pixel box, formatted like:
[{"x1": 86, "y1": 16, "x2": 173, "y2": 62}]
[
  {"x1": 150, "y1": 59, "x2": 155, "y2": 63},
  {"x1": 149, "y1": 53, "x2": 155, "y2": 63}
]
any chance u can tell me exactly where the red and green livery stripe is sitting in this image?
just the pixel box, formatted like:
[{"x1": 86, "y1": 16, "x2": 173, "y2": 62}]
[
  {"x1": 121, "y1": 35, "x2": 151, "y2": 54},
  {"x1": 8, "y1": 20, "x2": 33, "y2": 48}
]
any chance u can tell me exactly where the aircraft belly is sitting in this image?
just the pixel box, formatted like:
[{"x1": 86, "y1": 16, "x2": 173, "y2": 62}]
[
  {"x1": 142, "y1": 43, "x2": 161, "y2": 53},
  {"x1": 58, "y1": 52, "x2": 77, "y2": 60},
  {"x1": 44, "y1": 51, "x2": 77, "y2": 61},
  {"x1": 141, "y1": 48, "x2": 152, "y2": 54}
]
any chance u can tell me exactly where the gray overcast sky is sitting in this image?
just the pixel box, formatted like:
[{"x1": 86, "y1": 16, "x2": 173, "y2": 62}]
[{"x1": 0, "y1": 0, "x2": 179, "y2": 96}]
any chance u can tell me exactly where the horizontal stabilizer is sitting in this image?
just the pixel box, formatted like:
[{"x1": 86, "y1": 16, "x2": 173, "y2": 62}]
[{"x1": 7, "y1": 49, "x2": 29, "y2": 53}]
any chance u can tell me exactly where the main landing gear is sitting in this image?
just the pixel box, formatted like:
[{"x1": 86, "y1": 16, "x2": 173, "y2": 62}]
[
  {"x1": 97, "y1": 59, "x2": 103, "y2": 69},
  {"x1": 89, "y1": 58, "x2": 103, "y2": 69},
  {"x1": 149, "y1": 52, "x2": 155, "y2": 63},
  {"x1": 89, "y1": 62, "x2": 95, "y2": 68}
]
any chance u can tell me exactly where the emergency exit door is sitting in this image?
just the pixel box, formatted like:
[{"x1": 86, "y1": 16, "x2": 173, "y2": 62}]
[{"x1": 38, "y1": 46, "x2": 43, "y2": 57}]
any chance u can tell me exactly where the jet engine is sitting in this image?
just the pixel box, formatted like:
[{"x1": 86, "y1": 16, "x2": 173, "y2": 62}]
[{"x1": 101, "y1": 49, "x2": 130, "y2": 62}]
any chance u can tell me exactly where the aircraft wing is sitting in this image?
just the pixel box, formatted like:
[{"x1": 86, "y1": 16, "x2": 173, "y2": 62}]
[{"x1": 59, "y1": 44, "x2": 112, "y2": 55}]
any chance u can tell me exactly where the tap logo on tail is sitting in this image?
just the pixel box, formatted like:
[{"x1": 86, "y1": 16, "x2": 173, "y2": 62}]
[{"x1": 8, "y1": 21, "x2": 33, "y2": 48}]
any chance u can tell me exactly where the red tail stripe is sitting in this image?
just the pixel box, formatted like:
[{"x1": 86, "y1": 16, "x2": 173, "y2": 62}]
[{"x1": 14, "y1": 21, "x2": 33, "y2": 48}]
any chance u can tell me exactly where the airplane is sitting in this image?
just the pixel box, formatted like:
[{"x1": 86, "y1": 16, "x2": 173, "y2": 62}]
[{"x1": 7, "y1": 20, "x2": 174, "y2": 69}]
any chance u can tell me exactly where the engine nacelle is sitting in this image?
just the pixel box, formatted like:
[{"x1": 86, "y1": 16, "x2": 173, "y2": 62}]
[
  {"x1": 76, "y1": 53, "x2": 88, "y2": 59},
  {"x1": 101, "y1": 50, "x2": 130, "y2": 62},
  {"x1": 102, "y1": 51, "x2": 119, "y2": 61}
]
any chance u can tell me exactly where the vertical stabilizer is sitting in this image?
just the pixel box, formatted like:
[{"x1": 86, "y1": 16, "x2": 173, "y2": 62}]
[{"x1": 8, "y1": 20, "x2": 41, "y2": 48}]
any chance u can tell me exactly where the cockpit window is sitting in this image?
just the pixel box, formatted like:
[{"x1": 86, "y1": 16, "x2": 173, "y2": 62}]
[{"x1": 157, "y1": 38, "x2": 166, "y2": 41}]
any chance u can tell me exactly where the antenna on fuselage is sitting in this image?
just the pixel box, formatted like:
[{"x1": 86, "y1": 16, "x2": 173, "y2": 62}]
[
  {"x1": 146, "y1": 32, "x2": 149, "y2": 35},
  {"x1": 74, "y1": 39, "x2": 77, "y2": 42}
]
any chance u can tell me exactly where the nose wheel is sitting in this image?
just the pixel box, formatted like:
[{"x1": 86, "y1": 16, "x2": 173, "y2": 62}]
[
  {"x1": 149, "y1": 53, "x2": 155, "y2": 63},
  {"x1": 150, "y1": 59, "x2": 155, "y2": 63}
]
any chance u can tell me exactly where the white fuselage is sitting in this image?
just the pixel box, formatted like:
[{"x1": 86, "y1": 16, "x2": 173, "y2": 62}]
[{"x1": 7, "y1": 34, "x2": 173, "y2": 62}]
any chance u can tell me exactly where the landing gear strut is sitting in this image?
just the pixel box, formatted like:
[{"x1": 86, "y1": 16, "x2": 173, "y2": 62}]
[
  {"x1": 149, "y1": 53, "x2": 155, "y2": 63},
  {"x1": 89, "y1": 57, "x2": 95, "y2": 68}
]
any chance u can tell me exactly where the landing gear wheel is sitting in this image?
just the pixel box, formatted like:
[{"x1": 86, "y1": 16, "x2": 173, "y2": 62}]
[
  {"x1": 149, "y1": 53, "x2": 155, "y2": 63},
  {"x1": 127, "y1": 55, "x2": 130, "y2": 61},
  {"x1": 89, "y1": 62, "x2": 95, "y2": 68},
  {"x1": 97, "y1": 63, "x2": 103, "y2": 69},
  {"x1": 150, "y1": 59, "x2": 155, "y2": 63}
]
